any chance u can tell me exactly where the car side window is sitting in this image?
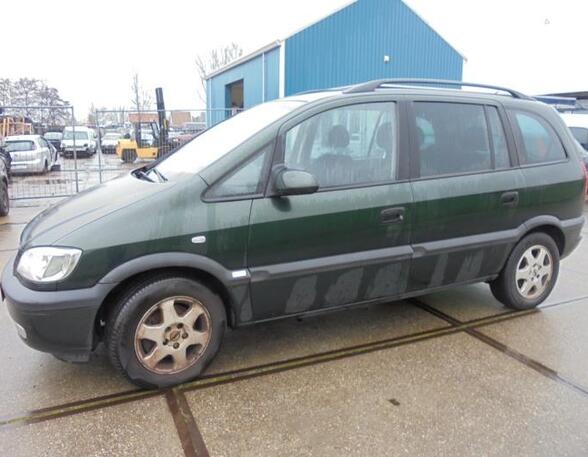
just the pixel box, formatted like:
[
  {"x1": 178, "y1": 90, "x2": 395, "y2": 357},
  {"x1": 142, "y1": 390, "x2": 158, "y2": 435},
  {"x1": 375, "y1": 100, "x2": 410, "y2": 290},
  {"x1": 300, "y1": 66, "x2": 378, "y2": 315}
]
[
  {"x1": 486, "y1": 107, "x2": 510, "y2": 169},
  {"x1": 511, "y1": 110, "x2": 566, "y2": 164},
  {"x1": 206, "y1": 144, "x2": 271, "y2": 199},
  {"x1": 284, "y1": 103, "x2": 397, "y2": 188},
  {"x1": 414, "y1": 102, "x2": 492, "y2": 177}
]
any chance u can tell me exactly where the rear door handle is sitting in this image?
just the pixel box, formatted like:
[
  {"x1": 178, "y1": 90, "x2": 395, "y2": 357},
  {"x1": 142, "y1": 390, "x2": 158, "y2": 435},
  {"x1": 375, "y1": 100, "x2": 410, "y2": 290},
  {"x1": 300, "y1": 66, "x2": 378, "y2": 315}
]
[
  {"x1": 500, "y1": 191, "x2": 519, "y2": 207},
  {"x1": 380, "y1": 207, "x2": 405, "y2": 224}
]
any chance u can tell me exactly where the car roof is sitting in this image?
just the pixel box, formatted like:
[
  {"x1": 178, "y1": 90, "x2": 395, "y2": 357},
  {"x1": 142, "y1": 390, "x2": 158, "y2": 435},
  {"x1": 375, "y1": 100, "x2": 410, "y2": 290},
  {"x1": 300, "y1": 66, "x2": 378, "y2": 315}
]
[{"x1": 294, "y1": 79, "x2": 540, "y2": 107}]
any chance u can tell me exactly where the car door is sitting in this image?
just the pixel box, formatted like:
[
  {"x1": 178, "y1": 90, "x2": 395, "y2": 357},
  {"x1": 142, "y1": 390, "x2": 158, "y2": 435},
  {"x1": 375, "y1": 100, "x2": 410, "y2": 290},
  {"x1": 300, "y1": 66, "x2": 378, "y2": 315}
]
[
  {"x1": 245, "y1": 98, "x2": 414, "y2": 323},
  {"x1": 407, "y1": 98, "x2": 527, "y2": 292}
]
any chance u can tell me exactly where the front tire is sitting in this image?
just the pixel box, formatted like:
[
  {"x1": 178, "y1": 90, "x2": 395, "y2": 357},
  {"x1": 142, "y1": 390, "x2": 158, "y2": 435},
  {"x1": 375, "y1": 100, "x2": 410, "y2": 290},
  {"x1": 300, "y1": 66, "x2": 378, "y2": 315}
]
[
  {"x1": 490, "y1": 232, "x2": 559, "y2": 310},
  {"x1": 106, "y1": 276, "x2": 226, "y2": 388}
]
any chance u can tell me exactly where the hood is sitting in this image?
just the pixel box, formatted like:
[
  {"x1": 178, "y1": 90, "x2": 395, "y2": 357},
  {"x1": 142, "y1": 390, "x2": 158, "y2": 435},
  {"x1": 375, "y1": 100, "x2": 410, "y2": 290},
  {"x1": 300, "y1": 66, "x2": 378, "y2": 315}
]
[{"x1": 20, "y1": 173, "x2": 174, "y2": 247}]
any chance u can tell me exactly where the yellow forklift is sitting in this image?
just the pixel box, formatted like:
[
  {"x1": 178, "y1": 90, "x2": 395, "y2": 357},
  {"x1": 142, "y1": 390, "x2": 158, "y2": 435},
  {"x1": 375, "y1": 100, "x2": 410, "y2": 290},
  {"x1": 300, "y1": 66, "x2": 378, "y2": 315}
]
[{"x1": 116, "y1": 88, "x2": 172, "y2": 163}]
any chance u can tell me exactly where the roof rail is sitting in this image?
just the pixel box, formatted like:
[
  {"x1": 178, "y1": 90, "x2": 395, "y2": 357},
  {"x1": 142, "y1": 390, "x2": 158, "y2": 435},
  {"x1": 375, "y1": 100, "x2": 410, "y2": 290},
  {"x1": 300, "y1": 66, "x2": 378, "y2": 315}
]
[{"x1": 343, "y1": 79, "x2": 532, "y2": 99}]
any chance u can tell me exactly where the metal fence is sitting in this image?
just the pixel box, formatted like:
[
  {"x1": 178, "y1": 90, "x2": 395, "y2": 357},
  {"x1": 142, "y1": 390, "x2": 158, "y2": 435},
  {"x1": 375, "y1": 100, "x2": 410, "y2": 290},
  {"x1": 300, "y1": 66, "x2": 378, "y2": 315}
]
[{"x1": 0, "y1": 105, "x2": 232, "y2": 201}]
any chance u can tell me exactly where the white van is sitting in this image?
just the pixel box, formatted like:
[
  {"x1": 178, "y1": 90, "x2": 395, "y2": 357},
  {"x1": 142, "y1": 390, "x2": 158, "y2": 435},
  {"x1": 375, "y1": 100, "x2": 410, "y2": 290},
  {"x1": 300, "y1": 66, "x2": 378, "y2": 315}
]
[{"x1": 60, "y1": 126, "x2": 97, "y2": 157}]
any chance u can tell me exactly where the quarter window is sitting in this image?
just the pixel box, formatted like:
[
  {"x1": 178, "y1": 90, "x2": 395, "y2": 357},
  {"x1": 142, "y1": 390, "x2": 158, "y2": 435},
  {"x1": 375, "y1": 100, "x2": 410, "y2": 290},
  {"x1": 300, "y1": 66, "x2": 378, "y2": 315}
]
[
  {"x1": 284, "y1": 103, "x2": 397, "y2": 188},
  {"x1": 511, "y1": 111, "x2": 566, "y2": 164},
  {"x1": 206, "y1": 144, "x2": 270, "y2": 198},
  {"x1": 414, "y1": 102, "x2": 492, "y2": 177}
]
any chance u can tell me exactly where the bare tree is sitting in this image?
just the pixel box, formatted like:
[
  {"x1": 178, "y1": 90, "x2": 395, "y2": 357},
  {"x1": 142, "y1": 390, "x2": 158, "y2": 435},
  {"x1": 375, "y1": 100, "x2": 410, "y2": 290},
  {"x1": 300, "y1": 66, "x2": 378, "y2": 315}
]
[
  {"x1": 0, "y1": 78, "x2": 69, "y2": 125},
  {"x1": 130, "y1": 73, "x2": 153, "y2": 112},
  {"x1": 195, "y1": 43, "x2": 244, "y2": 104}
]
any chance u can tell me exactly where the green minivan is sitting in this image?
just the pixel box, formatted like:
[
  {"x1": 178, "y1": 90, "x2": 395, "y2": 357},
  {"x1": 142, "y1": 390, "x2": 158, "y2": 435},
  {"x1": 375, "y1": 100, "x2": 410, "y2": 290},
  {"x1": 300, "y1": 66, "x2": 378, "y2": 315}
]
[{"x1": 2, "y1": 80, "x2": 586, "y2": 387}]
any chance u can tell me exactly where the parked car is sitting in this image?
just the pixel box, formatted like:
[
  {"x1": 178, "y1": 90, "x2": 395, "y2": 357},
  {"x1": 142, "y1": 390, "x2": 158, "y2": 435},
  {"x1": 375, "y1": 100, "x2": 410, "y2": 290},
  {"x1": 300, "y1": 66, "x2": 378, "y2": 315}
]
[
  {"x1": 101, "y1": 132, "x2": 122, "y2": 154},
  {"x1": 60, "y1": 127, "x2": 97, "y2": 157},
  {"x1": 2, "y1": 80, "x2": 586, "y2": 388},
  {"x1": 561, "y1": 112, "x2": 588, "y2": 151},
  {"x1": 0, "y1": 150, "x2": 9, "y2": 216},
  {"x1": 4, "y1": 135, "x2": 57, "y2": 174},
  {"x1": 44, "y1": 131, "x2": 63, "y2": 152}
]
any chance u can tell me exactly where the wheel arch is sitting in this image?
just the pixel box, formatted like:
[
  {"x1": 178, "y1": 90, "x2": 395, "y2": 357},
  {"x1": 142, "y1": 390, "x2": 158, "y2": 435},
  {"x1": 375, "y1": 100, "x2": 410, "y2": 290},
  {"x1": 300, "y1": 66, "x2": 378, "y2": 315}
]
[
  {"x1": 522, "y1": 216, "x2": 566, "y2": 255},
  {"x1": 94, "y1": 253, "x2": 247, "y2": 340}
]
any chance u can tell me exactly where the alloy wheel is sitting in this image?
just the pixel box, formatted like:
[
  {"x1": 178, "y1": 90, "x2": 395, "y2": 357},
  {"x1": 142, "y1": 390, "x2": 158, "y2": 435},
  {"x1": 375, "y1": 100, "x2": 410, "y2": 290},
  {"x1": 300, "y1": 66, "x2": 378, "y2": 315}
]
[
  {"x1": 515, "y1": 245, "x2": 553, "y2": 299},
  {"x1": 134, "y1": 296, "x2": 211, "y2": 374}
]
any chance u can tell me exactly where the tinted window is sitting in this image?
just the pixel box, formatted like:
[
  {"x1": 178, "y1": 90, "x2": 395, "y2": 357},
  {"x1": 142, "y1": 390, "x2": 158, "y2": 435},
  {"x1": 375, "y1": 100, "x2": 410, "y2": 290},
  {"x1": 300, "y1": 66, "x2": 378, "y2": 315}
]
[
  {"x1": 570, "y1": 127, "x2": 588, "y2": 149},
  {"x1": 207, "y1": 145, "x2": 270, "y2": 198},
  {"x1": 512, "y1": 111, "x2": 566, "y2": 164},
  {"x1": 284, "y1": 103, "x2": 396, "y2": 188},
  {"x1": 415, "y1": 102, "x2": 491, "y2": 177},
  {"x1": 486, "y1": 107, "x2": 510, "y2": 169}
]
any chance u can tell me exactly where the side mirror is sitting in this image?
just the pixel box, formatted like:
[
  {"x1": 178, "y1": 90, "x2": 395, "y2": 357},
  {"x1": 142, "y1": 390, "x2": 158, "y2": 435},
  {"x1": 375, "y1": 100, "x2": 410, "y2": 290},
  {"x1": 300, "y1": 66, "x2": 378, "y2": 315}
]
[{"x1": 275, "y1": 168, "x2": 319, "y2": 196}]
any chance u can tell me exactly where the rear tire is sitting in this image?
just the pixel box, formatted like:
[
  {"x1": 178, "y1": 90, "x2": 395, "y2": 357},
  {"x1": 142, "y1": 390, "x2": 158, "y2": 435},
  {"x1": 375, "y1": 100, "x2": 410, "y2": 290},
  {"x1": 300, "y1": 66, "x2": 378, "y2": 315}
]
[
  {"x1": 0, "y1": 179, "x2": 9, "y2": 216},
  {"x1": 490, "y1": 232, "x2": 559, "y2": 310},
  {"x1": 105, "y1": 275, "x2": 226, "y2": 388}
]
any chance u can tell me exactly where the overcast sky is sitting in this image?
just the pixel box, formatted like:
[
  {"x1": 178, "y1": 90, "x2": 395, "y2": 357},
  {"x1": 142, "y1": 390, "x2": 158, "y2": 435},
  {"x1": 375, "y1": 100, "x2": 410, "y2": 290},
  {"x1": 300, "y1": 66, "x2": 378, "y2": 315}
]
[{"x1": 2, "y1": 0, "x2": 587, "y2": 117}]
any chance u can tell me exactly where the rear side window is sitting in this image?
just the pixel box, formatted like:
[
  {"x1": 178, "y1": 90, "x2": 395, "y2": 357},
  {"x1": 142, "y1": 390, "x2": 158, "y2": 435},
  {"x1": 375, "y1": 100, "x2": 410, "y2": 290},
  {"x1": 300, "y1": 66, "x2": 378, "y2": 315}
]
[
  {"x1": 511, "y1": 110, "x2": 566, "y2": 164},
  {"x1": 414, "y1": 102, "x2": 492, "y2": 177}
]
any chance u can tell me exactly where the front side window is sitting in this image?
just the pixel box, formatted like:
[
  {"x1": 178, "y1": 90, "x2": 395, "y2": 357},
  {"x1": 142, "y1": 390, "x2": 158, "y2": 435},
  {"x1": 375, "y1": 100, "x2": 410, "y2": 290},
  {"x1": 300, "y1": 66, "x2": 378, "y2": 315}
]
[
  {"x1": 511, "y1": 110, "x2": 566, "y2": 164},
  {"x1": 284, "y1": 103, "x2": 397, "y2": 188},
  {"x1": 415, "y1": 102, "x2": 492, "y2": 177}
]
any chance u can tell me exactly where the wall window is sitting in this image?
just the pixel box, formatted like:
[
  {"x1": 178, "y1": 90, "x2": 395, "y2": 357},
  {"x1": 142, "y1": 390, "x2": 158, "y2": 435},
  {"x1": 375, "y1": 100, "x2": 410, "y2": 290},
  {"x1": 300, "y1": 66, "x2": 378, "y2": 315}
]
[
  {"x1": 207, "y1": 145, "x2": 270, "y2": 198},
  {"x1": 415, "y1": 102, "x2": 492, "y2": 177},
  {"x1": 284, "y1": 103, "x2": 397, "y2": 188},
  {"x1": 511, "y1": 110, "x2": 566, "y2": 164}
]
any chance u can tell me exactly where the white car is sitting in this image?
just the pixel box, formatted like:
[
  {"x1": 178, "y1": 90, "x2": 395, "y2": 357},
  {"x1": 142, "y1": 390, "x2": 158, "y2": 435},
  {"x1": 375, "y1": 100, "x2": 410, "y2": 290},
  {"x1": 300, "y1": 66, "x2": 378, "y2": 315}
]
[
  {"x1": 4, "y1": 135, "x2": 58, "y2": 174},
  {"x1": 60, "y1": 127, "x2": 97, "y2": 157},
  {"x1": 100, "y1": 132, "x2": 122, "y2": 154},
  {"x1": 560, "y1": 112, "x2": 588, "y2": 151}
]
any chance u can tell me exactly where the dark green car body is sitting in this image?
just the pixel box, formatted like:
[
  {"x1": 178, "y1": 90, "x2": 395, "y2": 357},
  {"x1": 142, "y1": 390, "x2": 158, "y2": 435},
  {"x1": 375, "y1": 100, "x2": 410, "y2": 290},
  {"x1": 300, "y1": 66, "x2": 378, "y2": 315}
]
[{"x1": 2, "y1": 82, "x2": 585, "y2": 362}]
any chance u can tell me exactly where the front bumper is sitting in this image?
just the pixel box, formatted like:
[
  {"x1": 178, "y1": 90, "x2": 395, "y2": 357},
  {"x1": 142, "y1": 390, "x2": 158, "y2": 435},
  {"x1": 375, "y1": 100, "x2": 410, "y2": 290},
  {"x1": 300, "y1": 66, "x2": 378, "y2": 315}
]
[{"x1": 1, "y1": 256, "x2": 114, "y2": 361}]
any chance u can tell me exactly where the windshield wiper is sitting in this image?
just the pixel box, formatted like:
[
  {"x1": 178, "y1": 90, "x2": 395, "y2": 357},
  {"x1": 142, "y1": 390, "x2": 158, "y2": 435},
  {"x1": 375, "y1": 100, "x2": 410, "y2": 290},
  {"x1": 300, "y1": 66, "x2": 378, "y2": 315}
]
[
  {"x1": 150, "y1": 167, "x2": 167, "y2": 182},
  {"x1": 134, "y1": 169, "x2": 155, "y2": 182}
]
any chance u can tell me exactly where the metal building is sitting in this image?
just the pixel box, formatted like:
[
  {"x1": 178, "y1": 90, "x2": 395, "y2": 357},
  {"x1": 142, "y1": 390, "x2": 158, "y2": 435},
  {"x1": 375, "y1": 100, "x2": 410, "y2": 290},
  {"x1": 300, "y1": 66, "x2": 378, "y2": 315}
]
[{"x1": 206, "y1": 0, "x2": 464, "y2": 124}]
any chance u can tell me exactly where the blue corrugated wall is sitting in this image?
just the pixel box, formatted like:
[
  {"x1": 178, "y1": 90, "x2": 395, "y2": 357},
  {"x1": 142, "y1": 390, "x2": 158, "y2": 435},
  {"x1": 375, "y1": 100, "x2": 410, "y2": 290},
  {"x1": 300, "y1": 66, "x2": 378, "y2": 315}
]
[
  {"x1": 207, "y1": 47, "x2": 280, "y2": 125},
  {"x1": 285, "y1": 0, "x2": 463, "y2": 95}
]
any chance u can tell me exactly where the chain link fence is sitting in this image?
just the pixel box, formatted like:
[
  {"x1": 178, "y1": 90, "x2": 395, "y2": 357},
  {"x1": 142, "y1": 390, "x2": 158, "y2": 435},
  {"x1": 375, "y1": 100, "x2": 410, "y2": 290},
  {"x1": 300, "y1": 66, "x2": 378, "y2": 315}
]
[{"x1": 0, "y1": 106, "x2": 232, "y2": 201}]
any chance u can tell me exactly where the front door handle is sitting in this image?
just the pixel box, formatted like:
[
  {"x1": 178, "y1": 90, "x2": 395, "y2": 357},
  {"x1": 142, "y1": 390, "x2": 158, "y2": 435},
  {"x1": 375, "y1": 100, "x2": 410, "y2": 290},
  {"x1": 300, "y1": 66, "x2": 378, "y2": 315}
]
[
  {"x1": 500, "y1": 191, "x2": 519, "y2": 208},
  {"x1": 380, "y1": 207, "x2": 405, "y2": 224}
]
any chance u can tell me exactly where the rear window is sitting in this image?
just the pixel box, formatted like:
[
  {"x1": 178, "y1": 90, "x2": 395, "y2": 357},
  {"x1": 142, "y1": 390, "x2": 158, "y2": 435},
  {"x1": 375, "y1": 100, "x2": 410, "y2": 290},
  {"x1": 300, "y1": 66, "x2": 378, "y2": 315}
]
[
  {"x1": 5, "y1": 141, "x2": 35, "y2": 152},
  {"x1": 44, "y1": 132, "x2": 62, "y2": 140},
  {"x1": 510, "y1": 110, "x2": 566, "y2": 164}
]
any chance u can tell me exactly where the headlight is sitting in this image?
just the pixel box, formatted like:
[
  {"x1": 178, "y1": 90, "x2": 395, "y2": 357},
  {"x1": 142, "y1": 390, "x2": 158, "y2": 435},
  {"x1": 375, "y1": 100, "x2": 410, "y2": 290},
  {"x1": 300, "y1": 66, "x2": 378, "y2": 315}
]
[{"x1": 17, "y1": 247, "x2": 82, "y2": 283}]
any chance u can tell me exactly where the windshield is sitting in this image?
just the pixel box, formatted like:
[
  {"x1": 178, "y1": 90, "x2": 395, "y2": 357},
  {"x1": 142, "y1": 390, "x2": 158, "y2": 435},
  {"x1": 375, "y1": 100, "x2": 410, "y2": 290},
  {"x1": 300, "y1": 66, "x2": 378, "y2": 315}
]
[
  {"x1": 5, "y1": 141, "x2": 35, "y2": 152},
  {"x1": 154, "y1": 100, "x2": 304, "y2": 178},
  {"x1": 103, "y1": 133, "x2": 121, "y2": 140},
  {"x1": 44, "y1": 132, "x2": 62, "y2": 140},
  {"x1": 63, "y1": 131, "x2": 89, "y2": 140}
]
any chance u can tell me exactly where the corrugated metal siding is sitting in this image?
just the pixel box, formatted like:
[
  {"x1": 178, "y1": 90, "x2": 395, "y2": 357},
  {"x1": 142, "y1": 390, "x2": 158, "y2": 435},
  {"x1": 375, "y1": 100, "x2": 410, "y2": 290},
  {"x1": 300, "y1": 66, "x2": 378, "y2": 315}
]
[
  {"x1": 285, "y1": 0, "x2": 463, "y2": 95},
  {"x1": 206, "y1": 47, "x2": 280, "y2": 125}
]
